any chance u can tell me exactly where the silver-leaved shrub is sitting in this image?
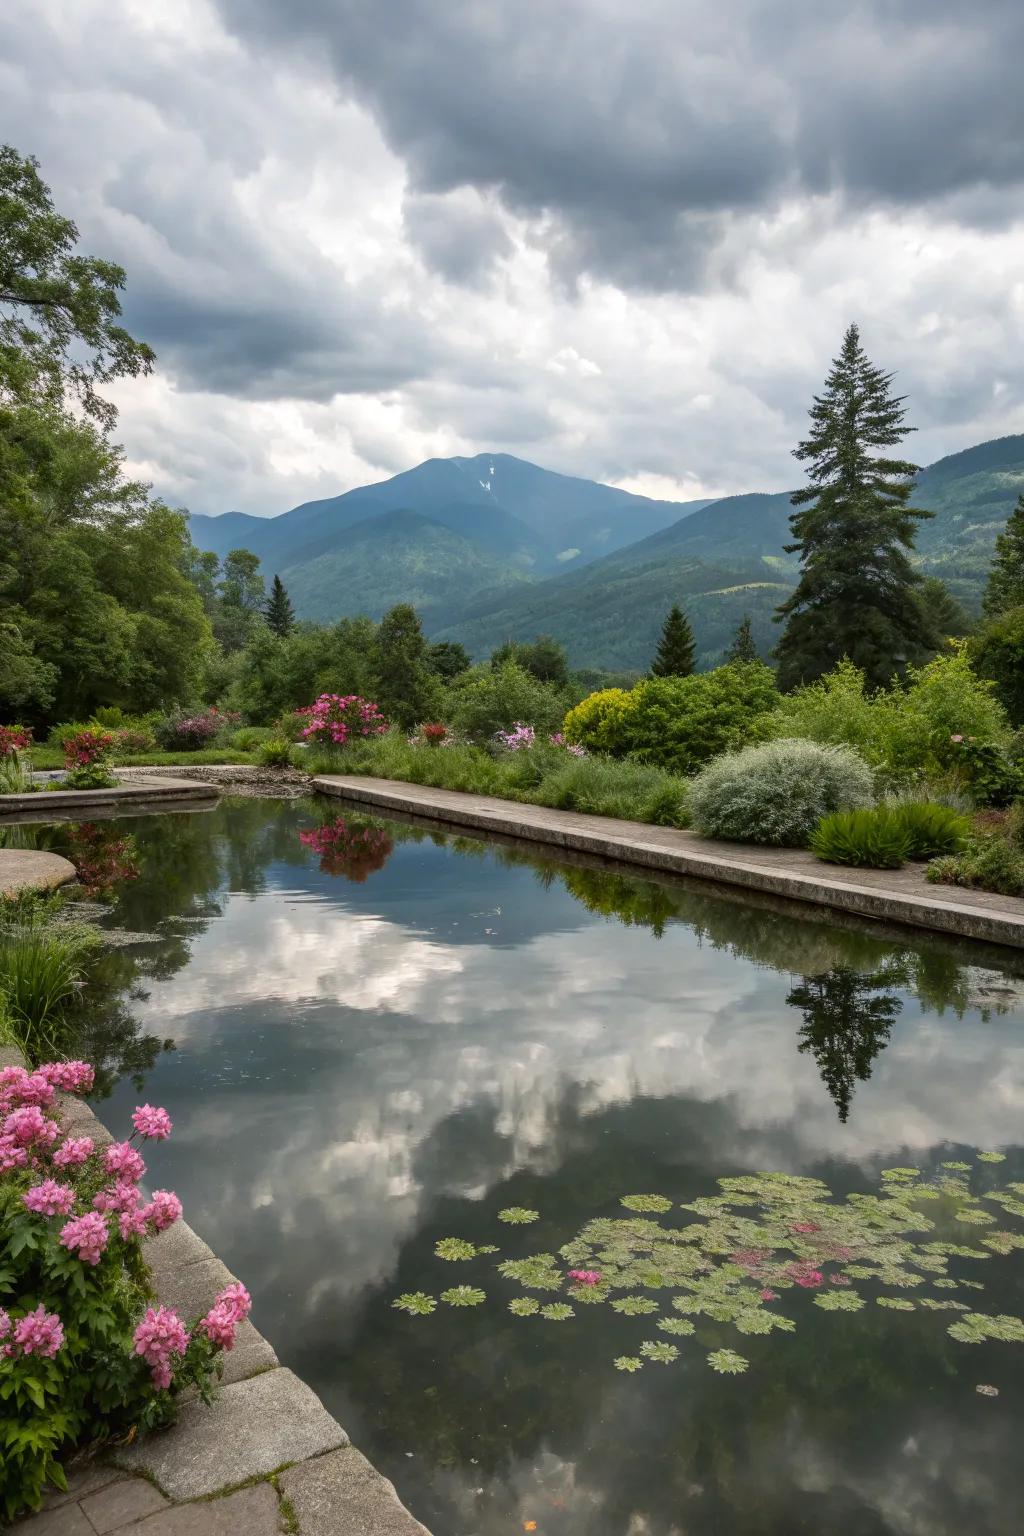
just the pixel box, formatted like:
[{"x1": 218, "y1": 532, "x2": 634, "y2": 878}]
[{"x1": 688, "y1": 737, "x2": 873, "y2": 846}]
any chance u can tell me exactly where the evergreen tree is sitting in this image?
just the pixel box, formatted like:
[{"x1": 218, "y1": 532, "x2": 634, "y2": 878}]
[
  {"x1": 774, "y1": 323, "x2": 934, "y2": 690},
  {"x1": 726, "y1": 615, "x2": 758, "y2": 663},
  {"x1": 264, "y1": 574, "x2": 295, "y2": 637},
  {"x1": 982, "y1": 493, "x2": 1024, "y2": 617},
  {"x1": 428, "y1": 640, "x2": 471, "y2": 682},
  {"x1": 915, "y1": 576, "x2": 971, "y2": 642},
  {"x1": 651, "y1": 604, "x2": 695, "y2": 677},
  {"x1": 373, "y1": 603, "x2": 442, "y2": 727}
]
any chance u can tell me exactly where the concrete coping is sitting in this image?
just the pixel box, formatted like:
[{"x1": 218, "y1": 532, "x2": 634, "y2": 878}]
[
  {"x1": 314, "y1": 773, "x2": 1024, "y2": 950},
  {"x1": 0, "y1": 848, "x2": 77, "y2": 897},
  {"x1": 0, "y1": 773, "x2": 220, "y2": 825}
]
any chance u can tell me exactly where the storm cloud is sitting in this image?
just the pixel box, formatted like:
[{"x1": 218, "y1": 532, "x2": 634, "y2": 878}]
[{"x1": 0, "y1": 0, "x2": 1021, "y2": 515}]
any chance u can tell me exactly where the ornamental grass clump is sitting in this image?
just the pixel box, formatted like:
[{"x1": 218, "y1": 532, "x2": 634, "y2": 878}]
[
  {"x1": 890, "y1": 800, "x2": 972, "y2": 859},
  {"x1": 809, "y1": 807, "x2": 913, "y2": 868},
  {"x1": 0, "y1": 1061, "x2": 253, "y2": 1520},
  {"x1": 688, "y1": 738, "x2": 873, "y2": 846}
]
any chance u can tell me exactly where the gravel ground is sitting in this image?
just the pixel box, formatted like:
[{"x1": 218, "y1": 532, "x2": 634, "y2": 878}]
[{"x1": 116, "y1": 764, "x2": 312, "y2": 797}]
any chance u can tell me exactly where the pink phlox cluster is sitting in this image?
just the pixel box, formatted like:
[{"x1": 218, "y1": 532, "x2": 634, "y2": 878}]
[
  {"x1": 39, "y1": 1061, "x2": 94, "y2": 1093},
  {"x1": 94, "y1": 1180, "x2": 143, "y2": 1215},
  {"x1": 60, "y1": 1210, "x2": 109, "y2": 1266},
  {"x1": 0, "y1": 1309, "x2": 9, "y2": 1340},
  {"x1": 567, "y1": 1269, "x2": 602, "y2": 1287},
  {"x1": 549, "y1": 733, "x2": 587, "y2": 757},
  {"x1": 199, "y1": 1282, "x2": 252, "y2": 1351},
  {"x1": 0, "y1": 1137, "x2": 29, "y2": 1172},
  {"x1": 298, "y1": 693, "x2": 387, "y2": 748},
  {"x1": 4, "y1": 1105, "x2": 59, "y2": 1149},
  {"x1": 0, "y1": 1067, "x2": 54, "y2": 1109},
  {"x1": 10, "y1": 1305, "x2": 64, "y2": 1359},
  {"x1": 54, "y1": 1136, "x2": 95, "y2": 1168},
  {"x1": 104, "y1": 1141, "x2": 146, "y2": 1182},
  {"x1": 132, "y1": 1104, "x2": 172, "y2": 1140},
  {"x1": 23, "y1": 1179, "x2": 76, "y2": 1217},
  {"x1": 63, "y1": 729, "x2": 115, "y2": 769},
  {"x1": 495, "y1": 722, "x2": 535, "y2": 751},
  {"x1": 133, "y1": 1306, "x2": 189, "y2": 1390},
  {"x1": 119, "y1": 1207, "x2": 150, "y2": 1240},
  {"x1": 142, "y1": 1190, "x2": 183, "y2": 1232}
]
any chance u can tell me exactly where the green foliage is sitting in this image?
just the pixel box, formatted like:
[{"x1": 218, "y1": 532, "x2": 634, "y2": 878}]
[
  {"x1": 491, "y1": 634, "x2": 570, "y2": 687},
  {"x1": 263, "y1": 574, "x2": 294, "y2": 638},
  {"x1": 447, "y1": 660, "x2": 566, "y2": 740},
  {"x1": 223, "y1": 617, "x2": 379, "y2": 724},
  {"x1": 772, "y1": 650, "x2": 1010, "y2": 782},
  {"x1": 565, "y1": 663, "x2": 780, "y2": 775},
  {"x1": 946, "y1": 737, "x2": 1023, "y2": 807},
  {"x1": 620, "y1": 1194, "x2": 673, "y2": 1213},
  {"x1": 809, "y1": 808, "x2": 912, "y2": 869},
  {"x1": 435, "y1": 1238, "x2": 478, "y2": 1261},
  {"x1": 373, "y1": 604, "x2": 443, "y2": 729},
  {"x1": 0, "y1": 750, "x2": 34, "y2": 794},
  {"x1": 0, "y1": 921, "x2": 99, "y2": 1056},
  {"x1": 775, "y1": 323, "x2": 935, "y2": 689},
  {"x1": 689, "y1": 738, "x2": 874, "y2": 847},
  {"x1": 255, "y1": 738, "x2": 293, "y2": 767},
  {"x1": 650, "y1": 604, "x2": 695, "y2": 677},
  {"x1": 928, "y1": 834, "x2": 1024, "y2": 897},
  {"x1": 890, "y1": 801, "x2": 971, "y2": 858},
  {"x1": 498, "y1": 1208, "x2": 539, "y2": 1224},
  {"x1": 915, "y1": 577, "x2": 972, "y2": 642},
  {"x1": 971, "y1": 604, "x2": 1024, "y2": 726},
  {"x1": 982, "y1": 493, "x2": 1024, "y2": 617},
  {"x1": 427, "y1": 640, "x2": 471, "y2": 682}
]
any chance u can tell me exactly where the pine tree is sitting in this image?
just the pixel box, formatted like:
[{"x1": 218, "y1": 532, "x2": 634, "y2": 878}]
[
  {"x1": 726, "y1": 615, "x2": 758, "y2": 663},
  {"x1": 774, "y1": 323, "x2": 934, "y2": 690},
  {"x1": 651, "y1": 604, "x2": 695, "y2": 677},
  {"x1": 982, "y1": 494, "x2": 1024, "y2": 617},
  {"x1": 264, "y1": 574, "x2": 295, "y2": 637},
  {"x1": 373, "y1": 603, "x2": 441, "y2": 727}
]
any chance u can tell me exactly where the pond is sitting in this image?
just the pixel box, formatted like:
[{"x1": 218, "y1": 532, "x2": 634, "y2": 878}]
[{"x1": 17, "y1": 795, "x2": 1024, "y2": 1535}]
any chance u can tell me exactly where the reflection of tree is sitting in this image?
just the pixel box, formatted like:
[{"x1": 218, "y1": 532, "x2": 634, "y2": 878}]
[
  {"x1": 789, "y1": 964, "x2": 905, "y2": 1122},
  {"x1": 63, "y1": 821, "x2": 140, "y2": 897}
]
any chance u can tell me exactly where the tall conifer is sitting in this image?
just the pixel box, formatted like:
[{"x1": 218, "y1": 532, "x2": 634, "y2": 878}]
[
  {"x1": 775, "y1": 324, "x2": 933, "y2": 690},
  {"x1": 982, "y1": 494, "x2": 1024, "y2": 617},
  {"x1": 651, "y1": 604, "x2": 696, "y2": 677},
  {"x1": 726, "y1": 615, "x2": 758, "y2": 663},
  {"x1": 264, "y1": 574, "x2": 295, "y2": 637}
]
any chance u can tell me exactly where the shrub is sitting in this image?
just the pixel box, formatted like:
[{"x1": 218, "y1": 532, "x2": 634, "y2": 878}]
[
  {"x1": 447, "y1": 661, "x2": 567, "y2": 741},
  {"x1": 688, "y1": 738, "x2": 874, "y2": 846},
  {"x1": 972, "y1": 604, "x2": 1024, "y2": 726},
  {"x1": 0, "y1": 1062, "x2": 252, "y2": 1520},
  {"x1": 927, "y1": 835, "x2": 1024, "y2": 897},
  {"x1": 110, "y1": 727, "x2": 157, "y2": 756},
  {"x1": 255, "y1": 737, "x2": 293, "y2": 767},
  {"x1": 61, "y1": 730, "x2": 117, "y2": 790},
  {"x1": 773, "y1": 649, "x2": 1009, "y2": 782},
  {"x1": 0, "y1": 726, "x2": 32, "y2": 757},
  {"x1": 525, "y1": 754, "x2": 689, "y2": 826},
  {"x1": 889, "y1": 801, "x2": 972, "y2": 858},
  {"x1": 565, "y1": 663, "x2": 780, "y2": 774},
  {"x1": 295, "y1": 694, "x2": 387, "y2": 749},
  {"x1": 809, "y1": 808, "x2": 912, "y2": 868},
  {"x1": 154, "y1": 709, "x2": 228, "y2": 751},
  {"x1": 946, "y1": 736, "x2": 1023, "y2": 807}
]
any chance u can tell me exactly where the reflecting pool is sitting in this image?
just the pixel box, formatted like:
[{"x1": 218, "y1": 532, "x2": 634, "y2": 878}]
[{"x1": 26, "y1": 797, "x2": 1024, "y2": 1534}]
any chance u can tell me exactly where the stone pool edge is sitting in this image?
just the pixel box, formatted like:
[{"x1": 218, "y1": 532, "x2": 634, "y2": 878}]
[
  {"x1": 0, "y1": 773, "x2": 221, "y2": 826},
  {"x1": 314, "y1": 774, "x2": 1024, "y2": 950},
  {"x1": 2, "y1": 1037, "x2": 430, "y2": 1533}
]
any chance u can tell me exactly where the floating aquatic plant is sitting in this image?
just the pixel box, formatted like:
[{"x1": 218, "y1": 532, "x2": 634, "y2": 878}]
[
  {"x1": 498, "y1": 1207, "x2": 539, "y2": 1224},
  {"x1": 978, "y1": 1152, "x2": 1007, "y2": 1164},
  {"x1": 392, "y1": 1156, "x2": 1024, "y2": 1378}
]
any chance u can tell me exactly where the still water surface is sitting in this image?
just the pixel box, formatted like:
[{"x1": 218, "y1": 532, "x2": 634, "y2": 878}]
[{"x1": 35, "y1": 797, "x2": 1024, "y2": 1534}]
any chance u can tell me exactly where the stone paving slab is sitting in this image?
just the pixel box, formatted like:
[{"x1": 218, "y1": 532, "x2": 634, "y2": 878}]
[
  {"x1": 78, "y1": 1477, "x2": 168, "y2": 1531},
  {"x1": 125, "y1": 1484, "x2": 281, "y2": 1534},
  {"x1": 316, "y1": 773, "x2": 1024, "y2": 948},
  {"x1": 142, "y1": 1221, "x2": 218, "y2": 1279},
  {"x1": 0, "y1": 848, "x2": 77, "y2": 895},
  {"x1": 279, "y1": 1449, "x2": 431, "y2": 1535},
  {"x1": 152, "y1": 1255, "x2": 278, "y2": 1385},
  {"x1": 113, "y1": 1369, "x2": 348, "y2": 1499}
]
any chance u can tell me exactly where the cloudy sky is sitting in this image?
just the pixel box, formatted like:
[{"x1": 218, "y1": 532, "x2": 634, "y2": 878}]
[{"x1": 3, "y1": 0, "x2": 1023, "y2": 516}]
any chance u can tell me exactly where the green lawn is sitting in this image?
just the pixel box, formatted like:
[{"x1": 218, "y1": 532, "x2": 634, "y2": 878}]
[{"x1": 29, "y1": 746, "x2": 259, "y2": 771}]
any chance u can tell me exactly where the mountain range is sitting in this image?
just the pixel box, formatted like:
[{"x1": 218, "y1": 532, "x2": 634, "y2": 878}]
[{"x1": 188, "y1": 435, "x2": 1024, "y2": 671}]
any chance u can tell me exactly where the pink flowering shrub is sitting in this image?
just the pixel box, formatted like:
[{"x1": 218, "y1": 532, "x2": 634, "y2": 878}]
[
  {"x1": 61, "y1": 730, "x2": 117, "y2": 790},
  {"x1": 296, "y1": 693, "x2": 387, "y2": 750},
  {"x1": 0, "y1": 1061, "x2": 252, "y2": 1521},
  {"x1": 154, "y1": 708, "x2": 237, "y2": 752},
  {"x1": 0, "y1": 724, "x2": 33, "y2": 757}
]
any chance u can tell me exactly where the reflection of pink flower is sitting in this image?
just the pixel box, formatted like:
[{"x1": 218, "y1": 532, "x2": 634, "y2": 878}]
[
  {"x1": 731, "y1": 1248, "x2": 769, "y2": 1271},
  {"x1": 567, "y1": 1269, "x2": 602, "y2": 1286},
  {"x1": 759, "y1": 1289, "x2": 779, "y2": 1302}
]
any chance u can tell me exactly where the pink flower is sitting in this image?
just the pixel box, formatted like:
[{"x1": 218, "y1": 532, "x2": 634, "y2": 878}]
[
  {"x1": 104, "y1": 1142, "x2": 146, "y2": 1182},
  {"x1": 132, "y1": 1104, "x2": 172, "y2": 1140},
  {"x1": 0, "y1": 1069, "x2": 54, "y2": 1108},
  {"x1": 94, "y1": 1180, "x2": 142, "y2": 1215},
  {"x1": 759, "y1": 1289, "x2": 779, "y2": 1302},
  {"x1": 0, "y1": 1136, "x2": 28, "y2": 1172},
  {"x1": 0, "y1": 1309, "x2": 10, "y2": 1340},
  {"x1": 216, "y1": 1282, "x2": 252, "y2": 1323},
  {"x1": 133, "y1": 1306, "x2": 189, "y2": 1389},
  {"x1": 119, "y1": 1207, "x2": 149, "y2": 1240},
  {"x1": 23, "y1": 1179, "x2": 76, "y2": 1217},
  {"x1": 789, "y1": 1222, "x2": 821, "y2": 1235},
  {"x1": 54, "y1": 1136, "x2": 95, "y2": 1168},
  {"x1": 199, "y1": 1284, "x2": 251, "y2": 1351},
  {"x1": 4, "y1": 1105, "x2": 59, "y2": 1148},
  {"x1": 12, "y1": 1305, "x2": 64, "y2": 1359},
  {"x1": 567, "y1": 1269, "x2": 602, "y2": 1287},
  {"x1": 38, "y1": 1061, "x2": 94, "y2": 1094},
  {"x1": 143, "y1": 1190, "x2": 183, "y2": 1233},
  {"x1": 787, "y1": 1263, "x2": 824, "y2": 1288},
  {"x1": 60, "y1": 1210, "x2": 109, "y2": 1266}
]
